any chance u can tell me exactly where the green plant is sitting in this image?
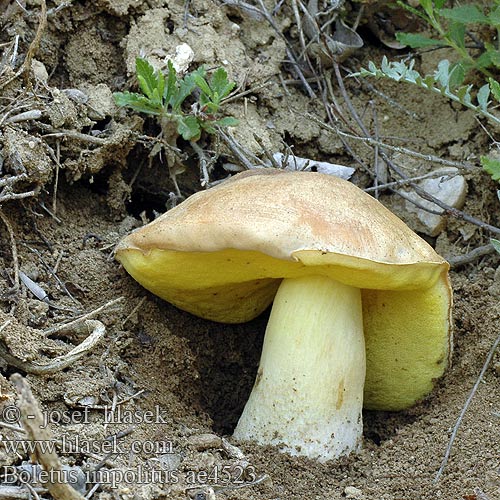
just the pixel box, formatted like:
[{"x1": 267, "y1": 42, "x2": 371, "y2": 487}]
[
  {"x1": 395, "y1": 0, "x2": 500, "y2": 78},
  {"x1": 114, "y1": 58, "x2": 238, "y2": 141},
  {"x1": 354, "y1": 1, "x2": 500, "y2": 182},
  {"x1": 355, "y1": 57, "x2": 500, "y2": 125}
]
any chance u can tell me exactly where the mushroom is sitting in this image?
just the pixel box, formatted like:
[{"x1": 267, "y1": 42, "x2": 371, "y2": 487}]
[{"x1": 115, "y1": 169, "x2": 452, "y2": 461}]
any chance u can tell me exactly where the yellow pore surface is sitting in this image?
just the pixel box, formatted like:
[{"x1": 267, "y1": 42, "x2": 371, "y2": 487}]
[{"x1": 117, "y1": 246, "x2": 451, "y2": 410}]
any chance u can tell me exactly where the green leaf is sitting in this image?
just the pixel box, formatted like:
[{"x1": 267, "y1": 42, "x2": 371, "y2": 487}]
[
  {"x1": 477, "y1": 84, "x2": 490, "y2": 111},
  {"x1": 213, "y1": 116, "x2": 239, "y2": 128},
  {"x1": 367, "y1": 60, "x2": 378, "y2": 73},
  {"x1": 210, "y1": 67, "x2": 235, "y2": 99},
  {"x1": 422, "y1": 74, "x2": 436, "y2": 89},
  {"x1": 135, "y1": 58, "x2": 159, "y2": 100},
  {"x1": 488, "y1": 49, "x2": 500, "y2": 67},
  {"x1": 171, "y1": 74, "x2": 196, "y2": 110},
  {"x1": 488, "y1": 6, "x2": 500, "y2": 27},
  {"x1": 200, "y1": 100, "x2": 219, "y2": 114},
  {"x1": 164, "y1": 60, "x2": 178, "y2": 105},
  {"x1": 433, "y1": 0, "x2": 446, "y2": 10},
  {"x1": 177, "y1": 115, "x2": 201, "y2": 140},
  {"x1": 491, "y1": 238, "x2": 500, "y2": 254},
  {"x1": 435, "y1": 59, "x2": 451, "y2": 89},
  {"x1": 113, "y1": 91, "x2": 162, "y2": 115},
  {"x1": 395, "y1": 32, "x2": 445, "y2": 48},
  {"x1": 477, "y1": 47, "x2": 500, "y2": 68},
  {"x1": 447, "y1": 21, "x2": 466, "y2": 50},
  {"x1": 440, "y1": 5, "x2": 489, "y2": 24},
  {"x1": 192, "y1": 72, "x2": 212, "y2": 96},
  {"x1": 489, "y1": 78, "x2": 500, "y2": 102},
  {"x1": 481, "y1": 155, "x2": 500, "y2": 181},
  {"x1": 456, "y1": 84, "x2": 473, "y2": 105},
  {"x1": 155, "y1": 69, "x2": 165, "y2": 105},
  {"x1": 448, "y1": 62, "x2": 466, "y2": 89},
  {"x1": 420, "y1": 0, "x2": 435, "y2": 18}
]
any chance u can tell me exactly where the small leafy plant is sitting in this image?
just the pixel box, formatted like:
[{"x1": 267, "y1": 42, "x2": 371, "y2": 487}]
[
  {"x1": 114, "y1": 57, "x2": 238, "y2": 141},
  {"x1": 356, "y1": 57, "x2": 500, "y2": 126},
  {"x1": 354, "y1": 0, "x2": 500, "y2": 181},
  {"x1": 395, "y1": 0, "x2": 500, "y2": 78}
]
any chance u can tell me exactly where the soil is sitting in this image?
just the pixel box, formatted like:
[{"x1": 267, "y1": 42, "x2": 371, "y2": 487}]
[{"x1": 1, "y1": 1, "x2": 500, "y2": 499}]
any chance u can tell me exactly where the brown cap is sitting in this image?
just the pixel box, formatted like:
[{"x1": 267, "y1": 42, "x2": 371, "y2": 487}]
[{"x1": 116, "y1": 169, "x2": 452, "y2": 410}]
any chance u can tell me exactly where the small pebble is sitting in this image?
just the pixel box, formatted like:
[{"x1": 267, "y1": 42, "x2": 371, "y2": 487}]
[
  {"x1": 187, "y1": 433, "x2": 222, "y2": 451},
  {"x1": 404, "y1": 167, "x2": 467, "y2": 236},
  {"x1": 344, "y1": 485, "x2": 363, "y2": 498}
]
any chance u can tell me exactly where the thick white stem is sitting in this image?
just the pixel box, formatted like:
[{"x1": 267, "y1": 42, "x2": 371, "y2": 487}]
[{"x1": 233, "y1": 275, "x2": 365, "y2": 461}]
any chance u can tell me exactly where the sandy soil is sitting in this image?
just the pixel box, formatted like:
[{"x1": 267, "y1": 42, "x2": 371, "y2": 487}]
[{"x1": 1, "y1": 1, "x2": 500, "y2": 499}]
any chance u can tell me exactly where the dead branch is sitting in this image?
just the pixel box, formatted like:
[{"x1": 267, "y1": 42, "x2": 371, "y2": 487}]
[
  {"x1": 448, "y1": 244, "x2": 496, "y2": 268},
  {"x1": 0, "y1": 320, "x2": 106, "y2": 375},
  {"x1": 0, "y1": 174, "x2": 38, "y2": 204},
  {"x1": 4, "y1": 110, "x2": 42, "y2": 124},
  {"x1": 22, "y1": 0, "x2": 47, "y2": 88},
  {"x1": 307, "y1": 111, "x2": 476, "y2": 171},
  {"x1": 10, "y1": 374, "x2": 86, "y2": 500},
  {"x1": 41, "y1": 130, "x2": 107, "y2": 145}
]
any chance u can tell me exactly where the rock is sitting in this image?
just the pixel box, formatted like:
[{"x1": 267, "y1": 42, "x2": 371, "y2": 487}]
[
  {"x1": 404, "y1": 167, "x2": 467, "y2": 236},
  {"x1": 31, "y1": 59, "x2": 48, "y2": 84},
  {"x1": 156, "y1": 453, "x2": 182, "y2": 471},
  {"x1": 168, "y1": 43, "x2": 194, "y2": 74},
  {"x1": 81, "y1": 84, "x2": 116, "y2": 121},
  {"x1": 344, "y1": 485, "x2": 363, "y2": 498},
  {"x1": 187, "y1": 433, "x2": 222, "y2": 451}
]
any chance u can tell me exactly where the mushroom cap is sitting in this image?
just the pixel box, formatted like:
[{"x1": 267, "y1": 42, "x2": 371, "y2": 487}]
[{"x1": 116, "y1": 169, "x2": 452, "y2": 410}]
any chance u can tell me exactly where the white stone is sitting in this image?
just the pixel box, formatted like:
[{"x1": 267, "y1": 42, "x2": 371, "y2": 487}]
[
  {"x1": 344, "y1": 485, "x2": 363, "y2": 498},
  {"x1": 31, "y1": 59, "x2": 48, "y2": 84},
  {"x1": 167, "y1": 43, "x2": 194, "y2": 74},
  {"x1": 404, "y1": 167, "x2": 467, "y2": 236}
]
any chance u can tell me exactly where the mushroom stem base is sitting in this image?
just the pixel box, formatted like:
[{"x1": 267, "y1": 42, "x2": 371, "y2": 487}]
[{"x1": 233, "y1": 275, "x2": 365, "y2": 461}]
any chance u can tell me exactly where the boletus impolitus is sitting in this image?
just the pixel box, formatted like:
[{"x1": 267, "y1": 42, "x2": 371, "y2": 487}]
[{"x1": 115, "y1": 169, "x2": 452, "y2": 461}]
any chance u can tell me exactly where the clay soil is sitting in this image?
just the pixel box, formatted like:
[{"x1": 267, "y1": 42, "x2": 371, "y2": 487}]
[{"x1": 1, "y1": 1, "x2": 500, "y2": 499}]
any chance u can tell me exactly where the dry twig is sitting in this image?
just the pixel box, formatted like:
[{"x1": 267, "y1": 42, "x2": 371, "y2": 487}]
[
  {"x1": 0, "y1": 174, "x2": 38, "y2": 204},
  {"x1": 22, "y1": 0, "x2": 47, "y2": 88},
  {"x1": 43, "y1": 297, "x2": 123, "y2": 336},
  {"x1": 448, "y1": 244, "x2": 496, "y2": 268},
  {"x1": 10, "y1": 374, "x2": 86, "y2": 500},
  {"x1": 0, "y1": 320, "x2": 106, "y2": 375},
  {"x1": 434, "y1": 332, "x2": 500, "y2": 482}
]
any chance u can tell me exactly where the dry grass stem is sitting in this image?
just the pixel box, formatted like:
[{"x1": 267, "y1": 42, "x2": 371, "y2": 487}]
[
  {"x1": 307, "y1": 112, "x2": 475, "y2": 170},
  {"x1": 43, "y1": 297, "x2": 123, "y2": 336},
  {"x1": 0, "y1": 210, "x2": 20, "y2": 292},
  {"x1": 434, "y1": 332, "x2": 500, "y2": 482}
]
